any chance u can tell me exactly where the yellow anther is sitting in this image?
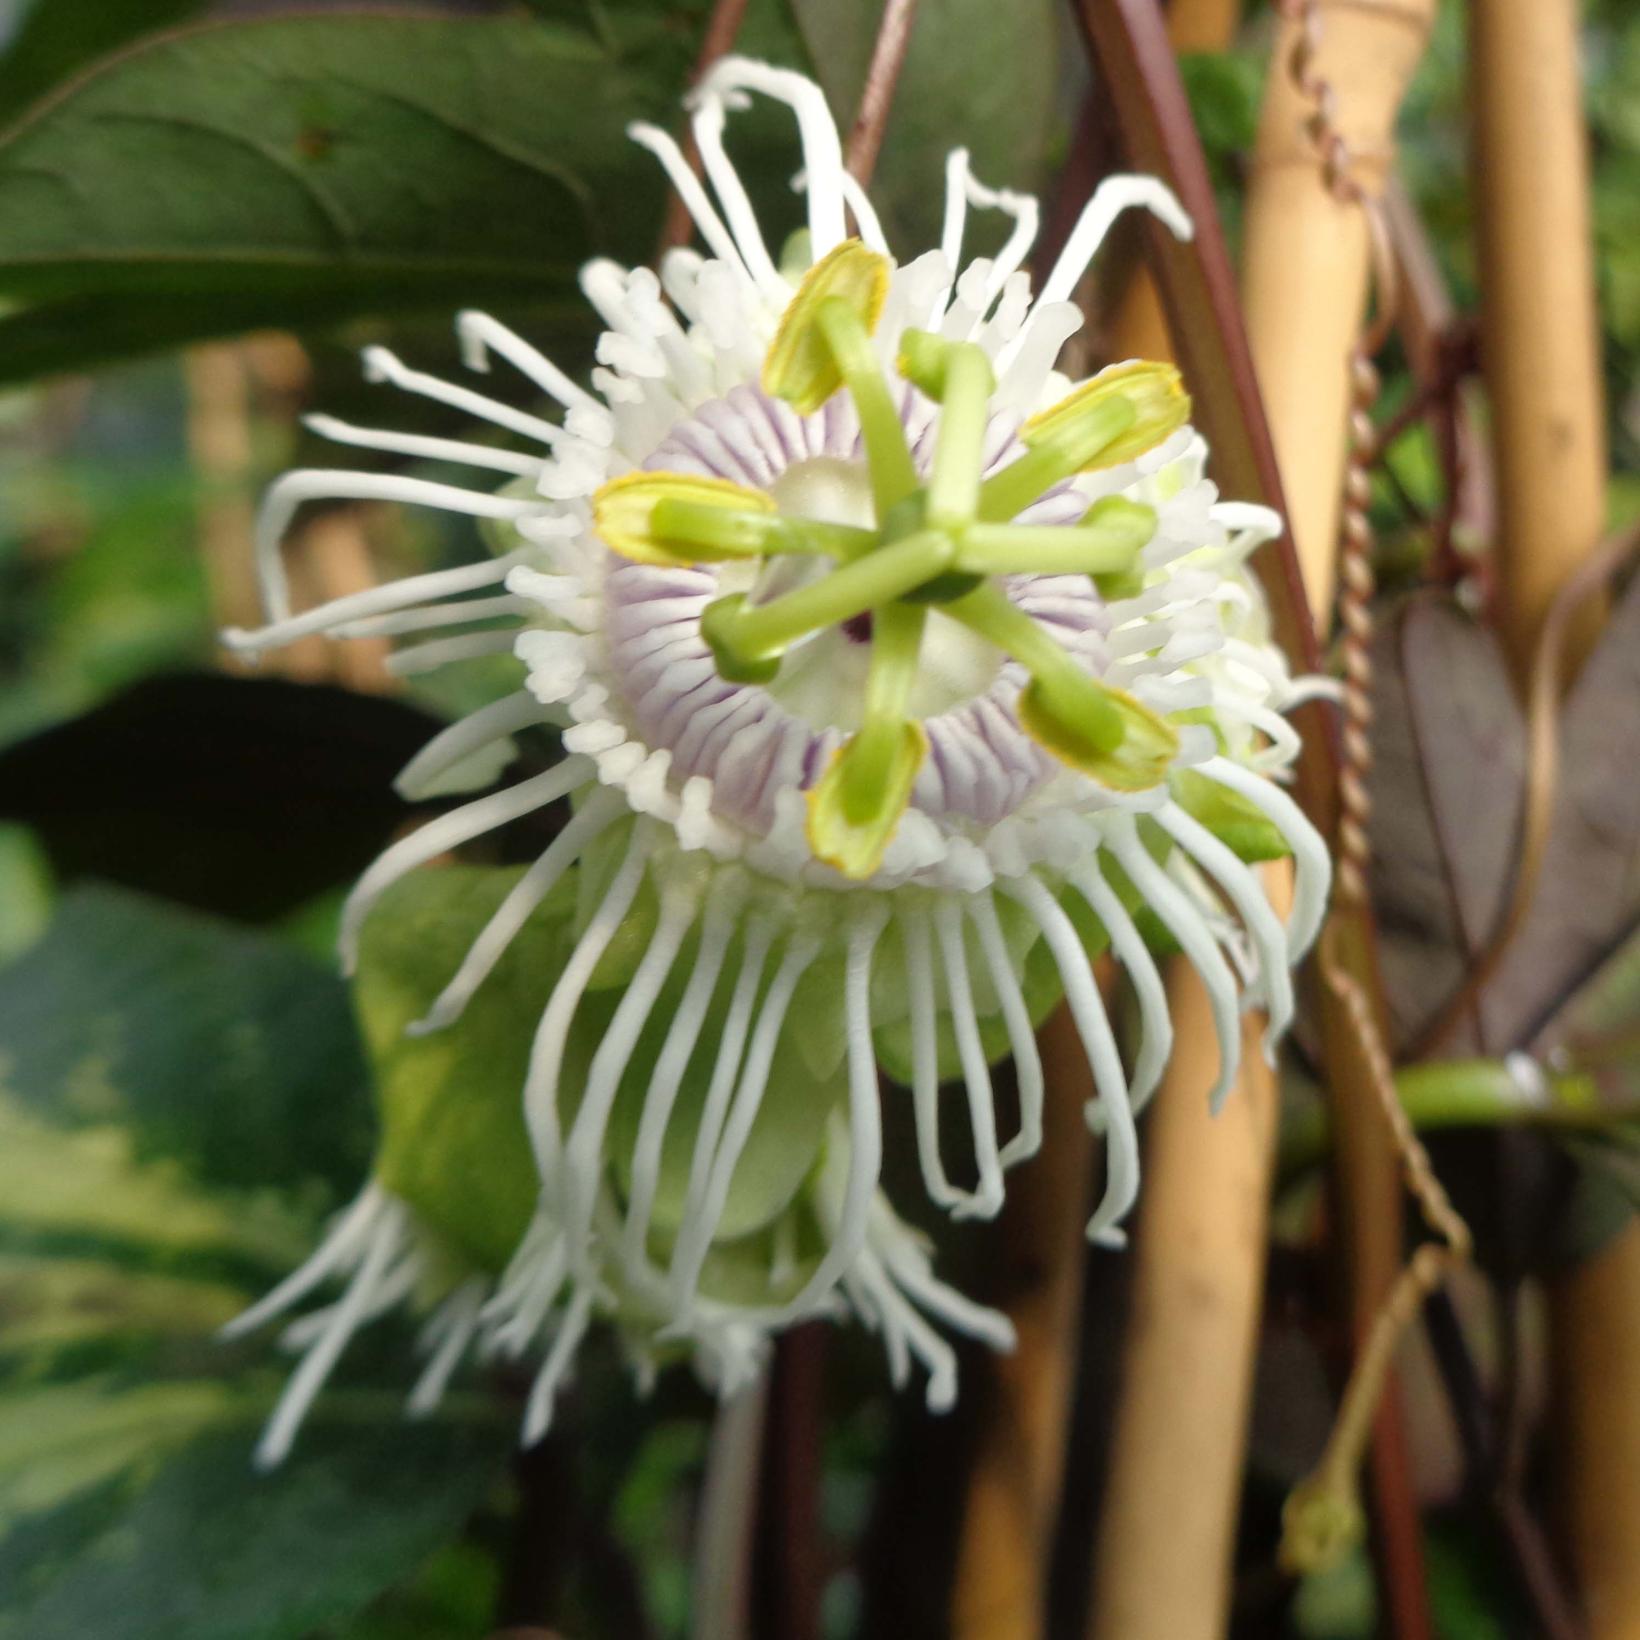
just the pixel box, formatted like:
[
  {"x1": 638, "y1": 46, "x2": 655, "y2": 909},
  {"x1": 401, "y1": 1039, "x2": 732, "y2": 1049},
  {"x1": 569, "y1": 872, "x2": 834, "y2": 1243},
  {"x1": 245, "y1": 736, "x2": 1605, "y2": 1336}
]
[
  {"x1": 591, "y1": 471, "x2": 774, "y2": 566},
  {"x1": 1023, "y1": 360, "x2": 1191, "y2": 472},
  {"x1": 1018, "y1": 677, "x2": 1179, "y2": 792},
  {"x1": 805, "y1": 720, "x2": 928, "y2": 879},
  {"x1": 762, "y1": 239, "x2": 891, "y2": 415}
]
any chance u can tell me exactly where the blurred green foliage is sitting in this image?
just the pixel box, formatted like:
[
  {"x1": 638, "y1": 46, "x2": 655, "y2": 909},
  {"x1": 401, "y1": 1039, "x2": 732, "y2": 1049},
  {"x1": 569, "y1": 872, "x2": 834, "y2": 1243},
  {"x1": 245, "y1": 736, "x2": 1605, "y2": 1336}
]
[{"x1": 0, "y1": 2, "x2": 1634, "y2": 1636}]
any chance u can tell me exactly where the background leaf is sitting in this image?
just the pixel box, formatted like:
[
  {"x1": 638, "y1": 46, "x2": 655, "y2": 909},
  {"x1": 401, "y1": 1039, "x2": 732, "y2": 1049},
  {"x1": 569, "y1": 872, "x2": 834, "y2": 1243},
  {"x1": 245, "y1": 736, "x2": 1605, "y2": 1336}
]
[
  {"x1": 789, "y1": 0, "x2": 1058, "y2": 253},
  {"x1": 0, "y1": 0, "x2": 209, "y2": 128},
  {"x1": 0, "y1": 1387, "x2": 508, "y2": 1640},
  {"x1": 0, "y1": 674, "x2": 447, "y2": 920},
  {"x1": 0, "y1": 10, "x2": 675, "y2": 379},
  {"x1": 0, "y1": 882, "x2": 370, "y2": 1193}
]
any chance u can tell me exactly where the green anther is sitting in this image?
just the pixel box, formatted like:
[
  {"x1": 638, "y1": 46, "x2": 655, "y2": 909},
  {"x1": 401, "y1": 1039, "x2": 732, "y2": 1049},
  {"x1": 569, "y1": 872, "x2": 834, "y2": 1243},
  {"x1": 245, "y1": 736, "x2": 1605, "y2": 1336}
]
[
  {"x1": 593, "y1": 471, "x2": 775, "y2": 566},
  {"x1": 814, "y1": 296, "x2": 920, "y2": 518},
  {"x1": 762, "y1": 239, "x2": 889, "y2": 415},
  {"x1": 700, "y1": 595, "x2": 782, "y2": 685},
  {"x1": 975, "y1": 396, "x2": 1137, "y2": 524},
  {"x1": 926, "y1": 342, "x2": 996, "y2": 528},
  {"x1": 1024, "y1": 359, "x2": 1190, "y2": 470},
  {"x1": 650, "y1": 499, "x2": 875, "y2": 563},
  {"x1": 957, "y1": 497, "x2": 1156, "y2": 576},
  {"x1": 725, "y1": 530, "x2": 955, "y2": 662},
  {"x1": 807, "y1": 601, "x2": 928, "y2": 878},
  {"x1": 1016, "y1": 673, "x2": 1177, "y2": 790},
  {"x1": 948, "y1": 584, "x2": 1178, "y2": 789}
]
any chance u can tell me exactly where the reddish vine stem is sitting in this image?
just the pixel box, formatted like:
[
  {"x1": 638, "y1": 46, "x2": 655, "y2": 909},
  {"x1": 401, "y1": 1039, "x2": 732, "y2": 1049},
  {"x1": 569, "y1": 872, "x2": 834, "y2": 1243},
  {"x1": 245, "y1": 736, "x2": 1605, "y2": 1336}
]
[
  {"x1": 844, "y1": 0, "x2": 922, "y2": 183},
  {"x1": 656, "y1": 0, "x2": 754, "y2": 256}
]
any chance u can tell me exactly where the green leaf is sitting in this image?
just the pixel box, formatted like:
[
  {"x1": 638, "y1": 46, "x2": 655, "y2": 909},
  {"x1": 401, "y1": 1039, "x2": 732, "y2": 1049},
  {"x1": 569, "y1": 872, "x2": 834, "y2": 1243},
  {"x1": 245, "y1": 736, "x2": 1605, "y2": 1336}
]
[
  {"x1": 358, "y1": 857, "x2": 843, "y2": 1266},
  {"x1": 0, "y1": 1093, "x2": 311, "y2": 1278},
  {"x1": 0, "y1": 12, "x2": 674, "y2": 380},
  {"x1": 790, "y1": 0, "x2": 1057, "y2": 253},
  {"x1": 0, "y1": 883, "x2": 371, "y2": 1195},
  {"x1": 0, "y1": 0, "x2": 209, "y2": 129},
  {"x1": 357, "y1": 862, "x2": 577, "y2": 1272},
  {"x1": 0, "y1": 1383, "x2": 508, "y2": 1640}
]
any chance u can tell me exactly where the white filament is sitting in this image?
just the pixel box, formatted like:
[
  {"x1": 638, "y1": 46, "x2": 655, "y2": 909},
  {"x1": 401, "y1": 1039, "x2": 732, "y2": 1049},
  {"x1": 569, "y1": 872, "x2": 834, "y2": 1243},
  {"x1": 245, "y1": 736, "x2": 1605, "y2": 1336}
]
[
  {"x1": 253, "y1": 468, "x2": 543, "y2": 622},
  {"x1": 1067, "y1": 854, "x2": 1173, "y2": 1114},
  {"x1": 691, "y1": 98, "x2": 789, "y2": 300},
  {"x1": 665, "y1": 918, "x2": 777, "y2": 1304},
  {"x1": 1006, "y1": 874, "x2": 1139, "y2": 1248},
  {"x1": 626, "y1": 121, "x2": 758, "y2": 289},
  {"x1": 699, "y1": 58, "x2": 846, "y2": 254},
  {"x1": 339, "y1": 759, "x2": 592, "y2": 971},
  {"x1": 561, "y1": 876, "x2": 701, "y2": 1260},
  {"x1": 394, "y1": 691, "x2": 543, "y2": 801},
  {"x1": 1197, "y1": 755, "x2": 1331, "y2": 959},
  {"x1": 521, "y1": 822, "x2": 654, "y2": 1178},
  {"x1": 668, "y1": 927, "x2": 823, "y2": 1311},
  {"x1": 457, "y1": 310, "x2": 602, "y2": 417},
  {"x1": 1157, "y1": 803, "x2": 1295, "y2": 1051},
  {"x1": 757, "y1": 907, "x2": 888, "y2": 1325},
  {"x1": 254, "y1": 1198, "x2": 409, "y2": 1469},
  {"x1": 408, "y1": 1279, "x2": 487, "y2": 1416},
  {"x1": 220, "y1": 1186, "x2": 388, "y2": 1341},
  {"x1": 998, "y1": 175, "x2": 1192, "y2": 373},
  {"x1": 410, "y1": 787, "x2": 621, "y2": 1034},
  {"x1": 619, "y1": 886, "x2": 742, "y2": 1273},
  {"x1": 522, "y1": 1283, "x2": 595, "y2": 1446},
  {"x1": 304, "y1": 412, "x2": 542, "y2": 477},
  {"x1": 898, "y1": 902, "x2": 967, "y2": 1213},
  {"x1": 362, "y1": 346, "x2": 568, "y2": 449},
  {"x1": 972, "y1": 890, "x2": 1045, "y2": 1168},
  {"x1": 1105, "y1": 815, "x2": 1243, "y2": 1114},
  {"x1": 933, "y1": 898, "x2": 1005, "y2": 1219}
]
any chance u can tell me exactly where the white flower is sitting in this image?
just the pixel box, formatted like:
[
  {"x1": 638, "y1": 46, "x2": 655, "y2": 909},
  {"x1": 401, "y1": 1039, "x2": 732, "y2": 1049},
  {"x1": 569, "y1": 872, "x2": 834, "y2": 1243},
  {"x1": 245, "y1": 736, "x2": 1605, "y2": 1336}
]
[{"x1": 226, "y1": 58, "x2": 1330, "y2": 1457}]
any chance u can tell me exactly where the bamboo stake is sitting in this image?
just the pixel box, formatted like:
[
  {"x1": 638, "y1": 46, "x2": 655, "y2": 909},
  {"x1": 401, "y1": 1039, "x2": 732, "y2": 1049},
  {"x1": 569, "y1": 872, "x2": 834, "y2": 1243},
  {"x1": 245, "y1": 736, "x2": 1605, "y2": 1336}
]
[
  {"x1": 950, "y1": 1005, "x2": 1096, "y2": 1640},
  {"x1": 1468, "y1": 5, "x2": 1634, "y2": 1632},
  {"x1": 1087, "y1": 949, "x2": 1282, "y2": 1640},
  {"x1": 1240, "y1": 0, "x2": 1434, "y2": 629},
  {"x1": 1551, "y1": 1226, "x2": 1640, "y2": 1640},
  {"x1": 1471, "y1": 0, "x2": 1607, "y2": 679}
]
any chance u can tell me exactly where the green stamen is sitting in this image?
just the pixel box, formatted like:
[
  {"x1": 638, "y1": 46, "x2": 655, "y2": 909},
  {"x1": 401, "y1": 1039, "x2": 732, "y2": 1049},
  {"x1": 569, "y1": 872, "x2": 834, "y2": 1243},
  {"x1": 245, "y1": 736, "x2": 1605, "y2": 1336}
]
[
  {"x1": 814, "y1": 296, "x2": 919, "y2": 518},
  {"x1": 948, "y1": 584, "x2": 1125, "y2": 753},
  {"x1": 976, "y1": 396, "x2": 1138, "y2": 523},
  {"x1": 709, "y1": 530, "x2": 955, "y2": 665},
  {"x1": 807, "y1": 601, "x2": 929, "y2": 877},
  {"x1": 926, "y1": 342, "x2": 996, "y2": 527},
  {"x1": 650, "y1": 499, "x2": 876, "y2": 562},
  {"x1": 957, "y1": 497, "x2": 1156, "y2": 575}
]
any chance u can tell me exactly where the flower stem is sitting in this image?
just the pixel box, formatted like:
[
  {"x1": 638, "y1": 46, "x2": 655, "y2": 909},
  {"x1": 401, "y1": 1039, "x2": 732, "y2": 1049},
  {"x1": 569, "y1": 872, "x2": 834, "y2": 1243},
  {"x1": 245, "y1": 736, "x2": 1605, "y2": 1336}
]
[
  {"x1": 926, "y1": 343, "x2": 995, "y2": 526},
  {"x1": 651, "y1": 498, "x2": 875, "y2": 561},
  {"x1": 945, "y1": 582, "x2": 1125, "y2": 752},
  {"x1": 958, "y1": 505, "x2": 1154, "y2": 575},
  {"x1": 815, "y1": 296, "x2": 918, "y2": 520},
  {"x1": 975, "y1": 396, "x2": 1136, "y2": 523},
  {"x1": 729, "y1": 530, "x2": 953, "y2": 658}
]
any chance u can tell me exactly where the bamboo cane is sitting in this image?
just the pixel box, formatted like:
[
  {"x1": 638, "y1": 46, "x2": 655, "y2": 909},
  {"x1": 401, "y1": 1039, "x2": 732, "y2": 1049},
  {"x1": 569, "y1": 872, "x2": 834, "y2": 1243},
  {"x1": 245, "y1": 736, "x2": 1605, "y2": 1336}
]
[
  {"x1": 950, "y1": 1005, "x2": 1096, "y2": 1640},
  {"x1": 1471, "y1": 0, "x2": 1607, "y2": 679},
  {"x1": 1087, "y1": 949, "x2": 1282, "y2": 1640},
  {"x1": 1239, "y1": 0, "x2": 1434, "y2": 629},
  {"x1": 1468, "y1": 5, "x2": 1634, "y2": 1633}
]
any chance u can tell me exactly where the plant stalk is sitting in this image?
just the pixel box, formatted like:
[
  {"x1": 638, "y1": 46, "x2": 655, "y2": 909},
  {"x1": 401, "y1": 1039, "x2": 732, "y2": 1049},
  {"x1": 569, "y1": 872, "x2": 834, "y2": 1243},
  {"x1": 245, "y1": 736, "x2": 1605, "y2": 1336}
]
[
  {"x1": 1087, "y1": 951, "x2": 1283, "y2": 1640},
  {"x1": 1469, "y1": 4, "x2": 1634, "y2": 1632},
  {"x1": 1239, "y1": 0, "x2": 1435, "y2": 630}
]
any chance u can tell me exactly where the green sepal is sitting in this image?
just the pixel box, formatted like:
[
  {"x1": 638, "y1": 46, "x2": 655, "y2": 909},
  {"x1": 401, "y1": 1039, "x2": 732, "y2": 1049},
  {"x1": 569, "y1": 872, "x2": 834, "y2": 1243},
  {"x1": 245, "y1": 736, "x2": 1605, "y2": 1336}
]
[
  {"x1": 357, "y1": 864, "x2": 578, "y2": 1272},
  {"x1": 1171, "y1": 766, "x2": 1291, "y2": 862}
]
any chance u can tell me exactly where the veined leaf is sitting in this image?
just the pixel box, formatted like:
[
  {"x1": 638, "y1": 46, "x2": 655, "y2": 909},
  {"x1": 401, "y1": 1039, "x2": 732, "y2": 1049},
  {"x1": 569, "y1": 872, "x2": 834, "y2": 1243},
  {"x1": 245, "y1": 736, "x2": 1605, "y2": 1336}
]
[{"x1": 0, "y1": 11, "x2": 673, "y2": 378}]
